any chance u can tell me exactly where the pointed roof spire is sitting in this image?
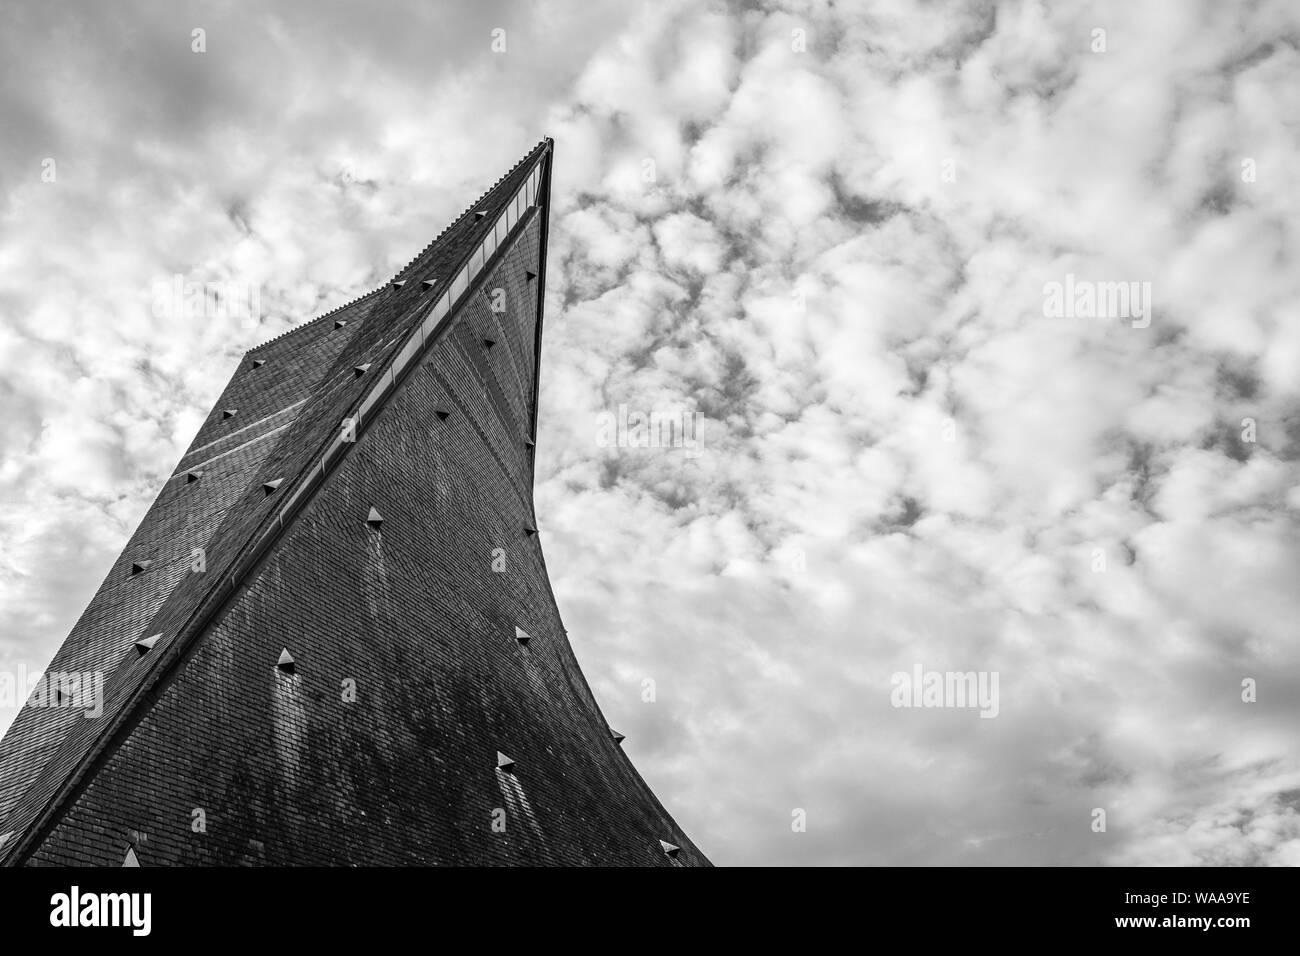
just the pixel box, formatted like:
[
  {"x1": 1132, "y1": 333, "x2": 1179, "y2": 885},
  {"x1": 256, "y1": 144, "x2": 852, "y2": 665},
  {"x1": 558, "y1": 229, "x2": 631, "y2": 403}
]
[
  {"x1": 660, "y1": 840, "x2": 680, "y2": 858},
  {"x1": 134, "y1": 634, "x2": 161, "y2": 655},
  {"x1": 366, "y1": 507, "x2": 384, "y2": 529},
  {"x1": 276, "y1": 648, "x2": 295, "y2": 673},
  {"x1": 497, "y1": 751, "x2": 515, "y2": 772}
]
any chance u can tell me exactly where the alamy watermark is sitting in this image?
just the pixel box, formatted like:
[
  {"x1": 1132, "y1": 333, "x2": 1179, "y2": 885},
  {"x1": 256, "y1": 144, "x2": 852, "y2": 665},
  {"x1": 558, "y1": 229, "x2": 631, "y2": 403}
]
[
  {"x1": 595, "y1": 404, "x2": 703, "y2": 455},
  {"x1": 152, "y1": 274, "x2": 263, "y2": 329},
  {"x1": 50, "y1": 886, "x2": 151, "y2": 936},
  {"x1": 1043, "y1": 273, "x2": 1151, "y2": 328},
  {"x1": 890, "y1": 663, "x2": 999, "y2": 718},
  {"x1": 0, "y1": 665, "x2": 103, "y2": 718}
]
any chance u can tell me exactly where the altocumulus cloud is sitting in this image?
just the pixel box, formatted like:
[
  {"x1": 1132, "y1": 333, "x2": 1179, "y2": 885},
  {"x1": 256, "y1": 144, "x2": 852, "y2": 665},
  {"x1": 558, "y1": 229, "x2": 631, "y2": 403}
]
[{"x1": 0, "y1": 0, "x2": 1298, "y2": 865}]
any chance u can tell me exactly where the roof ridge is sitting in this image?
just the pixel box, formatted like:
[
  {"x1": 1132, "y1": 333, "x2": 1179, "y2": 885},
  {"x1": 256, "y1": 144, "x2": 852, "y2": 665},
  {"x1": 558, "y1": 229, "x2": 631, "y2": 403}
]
[
  {"x1": 245, "y1": 138, "x2": 552, "y2": 356},
  {"x1": 247, "y1": 286, "x2": 386, "y2": 353},
  {"x1": 390, "y1": 137, "x2": 550, "y2": 281}
]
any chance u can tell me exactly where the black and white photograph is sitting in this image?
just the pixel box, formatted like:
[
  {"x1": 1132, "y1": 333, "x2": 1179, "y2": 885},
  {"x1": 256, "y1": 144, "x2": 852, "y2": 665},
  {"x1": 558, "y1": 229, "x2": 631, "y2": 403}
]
[{"x1": 0, "y1": 0, "x2": 1294, "y2": 935}]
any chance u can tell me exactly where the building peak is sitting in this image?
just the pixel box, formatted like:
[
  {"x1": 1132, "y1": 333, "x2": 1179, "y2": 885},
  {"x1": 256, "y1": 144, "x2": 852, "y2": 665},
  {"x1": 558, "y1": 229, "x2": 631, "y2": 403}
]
[
  {"x1": 0, "y1": 137, "x2": 708, "y2": 868},
  {"x1": 248, "y1": 139, "x2": 553, "y2": 355}
]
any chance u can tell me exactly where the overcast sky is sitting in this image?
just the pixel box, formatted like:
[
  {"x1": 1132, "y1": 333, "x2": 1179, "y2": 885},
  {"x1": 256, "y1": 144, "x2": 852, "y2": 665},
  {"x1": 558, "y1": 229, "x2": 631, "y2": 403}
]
[{"x1": 1, "y1": 0, "x2": 1299, "y2": 866}]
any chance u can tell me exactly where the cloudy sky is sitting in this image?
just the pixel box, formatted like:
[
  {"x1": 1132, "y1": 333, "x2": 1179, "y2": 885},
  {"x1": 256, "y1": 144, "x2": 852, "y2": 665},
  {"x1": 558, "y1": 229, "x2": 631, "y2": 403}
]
[{"x1": 2, "y1": 0, "x2": 1299, "y2": 866}]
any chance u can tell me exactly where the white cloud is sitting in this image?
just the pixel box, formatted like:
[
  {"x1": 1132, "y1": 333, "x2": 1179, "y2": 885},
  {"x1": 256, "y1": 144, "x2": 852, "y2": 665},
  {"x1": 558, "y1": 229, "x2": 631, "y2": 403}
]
[{"x1": 2, "y1": 0, "x2": 1299, "y2": 867}]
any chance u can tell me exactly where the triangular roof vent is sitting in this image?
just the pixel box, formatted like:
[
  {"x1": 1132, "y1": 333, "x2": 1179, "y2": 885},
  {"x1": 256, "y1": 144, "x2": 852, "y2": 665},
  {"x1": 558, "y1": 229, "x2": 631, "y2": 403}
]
[
  {"x1": 134, "y1": 634, "x2": 161, "y2": 656},
  {"x1": 252, "y1": 358, "x2": 266, "y2": 368},
  {"x1": 514, "y1": 626, "x2": 531, "y2": 646},
  {"x1": 366, "y1": 507, "x2": 384, "y2": 529},
  {"x1": 334, "y1": 319, "x2": 348, "y2": 329},
  {"x1": 262, "y1": 479, "x2": 283, "y2": 495},
  {"x1": 276, "y1": 649, "x2": 295, "y2": 673},
  {"x1": 435, "y1": 409, "x2": 450, "y2": 421},
  {"x1": 186, "y1": 469, "x2": 204, "y2": 483},
  {"x1": 122, "y1": 846, "x2": 140, "y2": 867},
  {"x1": 660, "y1": 840, "x2": 680, "y2": 858},
  {"x1": 130, "y1": 560, "x2": 153, "y2": 575},
  {"x1": 353, "y1": 363, "x2": 371, "y2": 378},
  {"x1": 612, "y1": 730, "x2": 626, "y2": 745},
  {"x1": 421, "y1": 279, "x2": 439, "y2": 290},
  {"x1": 497, "y1": 752, "x2": 515, "y2": 772},
  {"x1": 222, "y1": 408, "x2": 237, "y2": 419}
]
